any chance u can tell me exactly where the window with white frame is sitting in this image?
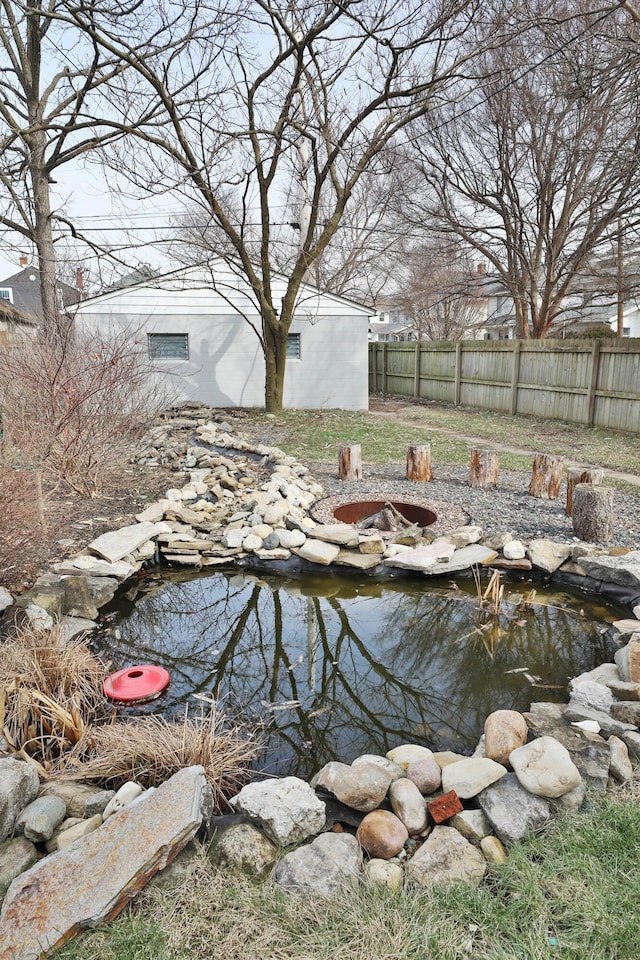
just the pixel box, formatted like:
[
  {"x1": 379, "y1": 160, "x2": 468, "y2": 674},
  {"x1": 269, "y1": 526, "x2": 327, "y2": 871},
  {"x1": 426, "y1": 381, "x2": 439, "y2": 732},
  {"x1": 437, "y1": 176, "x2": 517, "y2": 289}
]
[
  {"x1": 286, "y1": 332, "x2": 301, "y2": 359},
  {"x1": 0, "y1": 288, "x2": 13, "y2": 303},
  {"x1": 148, "y1": 332, "x2": 189, "y2": 360}
]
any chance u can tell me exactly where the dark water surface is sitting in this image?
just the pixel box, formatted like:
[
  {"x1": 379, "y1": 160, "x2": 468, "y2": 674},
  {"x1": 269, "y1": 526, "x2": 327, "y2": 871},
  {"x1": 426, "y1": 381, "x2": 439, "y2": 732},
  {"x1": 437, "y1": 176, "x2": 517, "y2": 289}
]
[{"x1": 97, "y1": 569, "x2": 624, "y2": 779}]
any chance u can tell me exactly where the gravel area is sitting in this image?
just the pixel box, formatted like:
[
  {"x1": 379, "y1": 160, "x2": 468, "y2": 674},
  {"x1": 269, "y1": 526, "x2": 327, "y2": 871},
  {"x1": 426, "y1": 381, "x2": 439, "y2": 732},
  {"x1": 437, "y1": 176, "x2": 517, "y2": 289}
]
[{"x1": 307, "y1": 460, "x2": 640, "y2": 549}]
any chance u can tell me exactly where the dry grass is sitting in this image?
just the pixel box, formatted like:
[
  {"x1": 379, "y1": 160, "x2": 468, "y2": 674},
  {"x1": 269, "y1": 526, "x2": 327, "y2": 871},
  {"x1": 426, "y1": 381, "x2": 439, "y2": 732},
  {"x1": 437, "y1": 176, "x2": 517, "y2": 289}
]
[
  {"x1": 0, "y1": 622, "x2": 107, "y2": 772},
  {"x1": 54, "y1": 708, "x2": 261, "y2": 813}
]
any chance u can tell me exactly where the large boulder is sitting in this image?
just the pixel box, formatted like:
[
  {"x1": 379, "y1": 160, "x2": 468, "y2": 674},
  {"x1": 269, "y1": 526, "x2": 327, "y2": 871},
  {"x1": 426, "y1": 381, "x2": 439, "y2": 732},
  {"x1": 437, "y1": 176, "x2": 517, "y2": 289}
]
[
  {"x1": 388, "y1": 779, "x2": 428, "y2": 835},
  {"x1": 477, "y1": 773, "x2": 550, "y2": 846},
  {"x1": 208, "y1": 822, "x2": 277, "y2": 878},
  {"x1": 509, "y1": 737, "x2": 581, "y2": 798},
  {"x1": 313, "y1": 761, "x2": 392, "y2": 813},
  {"x1": 484, "y1": 711, "x2": 528, "y2": 767},
  {"x1": 274, "y1": 833, "x2": 362, "y2": 897},
  {"x1": 0, "y1": 759, "x2": 40, "y2": 843},
  {"x1": 406, "y1": 826, "x2": 486, "y2": 887},
  {"x1": 229, "y1": 777, "x2": 325, "y2": 846},
  {"x1": 356, "y1": 810, "x2": 409, "y2": 860}
]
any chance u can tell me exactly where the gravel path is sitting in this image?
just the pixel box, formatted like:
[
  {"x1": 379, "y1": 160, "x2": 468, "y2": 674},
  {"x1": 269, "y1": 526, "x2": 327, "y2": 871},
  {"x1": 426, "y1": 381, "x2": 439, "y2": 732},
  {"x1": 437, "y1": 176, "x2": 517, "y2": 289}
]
[{"x1": 307, "y1": 460, "x2": 640, "y2": 549}]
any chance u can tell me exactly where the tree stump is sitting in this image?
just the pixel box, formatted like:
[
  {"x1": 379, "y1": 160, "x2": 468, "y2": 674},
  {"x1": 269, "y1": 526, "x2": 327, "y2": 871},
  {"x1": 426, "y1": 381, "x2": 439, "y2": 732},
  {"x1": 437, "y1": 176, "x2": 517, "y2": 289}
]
[
  {"x1": 338, "y1": 442, "x2": 362, "y2": 481},
  {"x1": 565, "y1": 467, "x2": 604, "y2": 516},
  {"x1": 528, "y1": 454, "x2": 563, "y2": 499},
  {"x1": 572, "y1": 484, "x2": 614, "y2": 542},
  {"x1": 406, "y1": 443, "x2": 432, "y2": 482},
  {"x1": 469, "y1": 449, "x2": 499, "y2": 489}
]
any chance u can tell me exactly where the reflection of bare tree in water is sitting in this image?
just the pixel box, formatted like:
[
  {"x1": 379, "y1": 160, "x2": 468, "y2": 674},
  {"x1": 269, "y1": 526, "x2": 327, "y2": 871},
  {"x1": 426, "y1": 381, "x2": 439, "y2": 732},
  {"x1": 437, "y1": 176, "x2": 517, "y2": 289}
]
[{"x1": 97, "y1": 571, "x2": 615, "y2": 778}]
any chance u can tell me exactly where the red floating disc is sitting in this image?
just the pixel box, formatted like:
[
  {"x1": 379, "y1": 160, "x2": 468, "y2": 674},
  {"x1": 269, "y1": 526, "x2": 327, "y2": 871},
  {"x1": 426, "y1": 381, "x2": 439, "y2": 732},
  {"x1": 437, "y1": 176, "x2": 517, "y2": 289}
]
[{"x1": 103, "y1": 664, "x2": 171, "y2": 704}]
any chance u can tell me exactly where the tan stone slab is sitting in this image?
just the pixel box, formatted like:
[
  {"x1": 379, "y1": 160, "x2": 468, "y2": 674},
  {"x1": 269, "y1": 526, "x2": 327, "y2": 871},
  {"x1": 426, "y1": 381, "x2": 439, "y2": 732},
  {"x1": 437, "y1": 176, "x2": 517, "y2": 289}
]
[
  {"x1": 87, "y1": 522, "x2": 170, "y2": 563},
  {"x1": 0, "y1": 766, "x2": 207, "y2": 960},
  {"x1": 335, "y1": 550, "x2": 382, "y2": 570}
]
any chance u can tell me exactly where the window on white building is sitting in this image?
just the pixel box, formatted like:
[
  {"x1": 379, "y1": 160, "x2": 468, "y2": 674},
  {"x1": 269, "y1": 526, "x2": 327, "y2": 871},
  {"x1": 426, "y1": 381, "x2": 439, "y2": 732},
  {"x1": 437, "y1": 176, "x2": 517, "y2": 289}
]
[
  {"x1": 286, "y1": 332, "x2": 301, "y2": 359},
  {"x1": 148, "y1": 333, "x2": 189, "y2": 359}
]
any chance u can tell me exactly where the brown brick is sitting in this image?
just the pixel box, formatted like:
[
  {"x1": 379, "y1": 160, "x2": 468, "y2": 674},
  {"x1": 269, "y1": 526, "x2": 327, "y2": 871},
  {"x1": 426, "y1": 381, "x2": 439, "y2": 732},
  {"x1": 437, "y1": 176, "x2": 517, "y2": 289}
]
[{"x1": 427, "y1": 790, "x2": 463, "y2": 824}]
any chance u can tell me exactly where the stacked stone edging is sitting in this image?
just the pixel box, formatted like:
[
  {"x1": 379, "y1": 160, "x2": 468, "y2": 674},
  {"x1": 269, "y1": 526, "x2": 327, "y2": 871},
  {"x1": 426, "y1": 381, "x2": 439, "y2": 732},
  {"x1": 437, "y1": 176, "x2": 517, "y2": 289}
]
[{"x1": 1, "y1": 403, "x2": 640, "y2": 950}]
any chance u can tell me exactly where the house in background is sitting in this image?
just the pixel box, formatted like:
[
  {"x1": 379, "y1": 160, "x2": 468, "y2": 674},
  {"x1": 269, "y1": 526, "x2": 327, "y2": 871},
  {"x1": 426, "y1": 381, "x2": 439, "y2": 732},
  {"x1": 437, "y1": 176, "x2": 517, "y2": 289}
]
[
  {"x1": 74, "y1": 261, "x2": 373, "y2": 410},
  {"x1": 0, "y1": 254, "x2": 84, "y2": 322},
  {"x1": 0, "y1": 299, "x2": 37, "y2": 349}
]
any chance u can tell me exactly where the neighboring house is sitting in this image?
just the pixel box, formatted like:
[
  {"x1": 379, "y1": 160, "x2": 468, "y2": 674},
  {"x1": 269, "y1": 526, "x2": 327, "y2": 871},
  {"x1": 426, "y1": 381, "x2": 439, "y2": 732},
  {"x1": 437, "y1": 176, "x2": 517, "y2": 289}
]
[
  {"x1": 0, "y1": 256, "x2": 84, "y2": 321},
  {"x1": 0, "y1": 300, "x2": 38, "y2": 349},
  {"x1": 74, "y1": 261, "x2": 373, "y2": 410},
  {"x1": 369, "y1": 308, "x2": 415, "y2": 342}
]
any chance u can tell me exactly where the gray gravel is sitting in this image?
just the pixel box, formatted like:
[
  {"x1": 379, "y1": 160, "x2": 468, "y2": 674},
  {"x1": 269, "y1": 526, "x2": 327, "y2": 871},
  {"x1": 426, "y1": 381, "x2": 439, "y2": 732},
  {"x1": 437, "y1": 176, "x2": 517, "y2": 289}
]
[{"x1": 308, "y1": 461, "x2": 640, "y2": 549}]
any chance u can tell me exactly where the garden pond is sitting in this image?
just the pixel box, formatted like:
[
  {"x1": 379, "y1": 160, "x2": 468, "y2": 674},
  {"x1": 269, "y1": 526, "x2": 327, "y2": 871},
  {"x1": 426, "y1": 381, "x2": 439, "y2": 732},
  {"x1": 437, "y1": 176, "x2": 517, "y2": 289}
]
[{"x1": 96, "y1": 567, "x2": 627, "y2": 780}]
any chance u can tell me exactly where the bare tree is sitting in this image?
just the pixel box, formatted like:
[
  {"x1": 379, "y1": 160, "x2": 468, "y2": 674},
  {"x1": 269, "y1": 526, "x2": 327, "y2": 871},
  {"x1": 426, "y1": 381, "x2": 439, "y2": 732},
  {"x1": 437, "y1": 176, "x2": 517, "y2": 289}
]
[
  {"x1": 0, "y1": 1, "x2": 128, "y2": 337},
  {"x1": 0, "y1": 0, "x2": 229, "y2": 339},
  {"x1": 395, "y1": 243, "x2": 485, "y2": 340},
  {"x1": 69, "y1": 0, "x2": 500, "y2": 411},
  {"x1": 405, "y1": 0, "x2": 640, "y2": 338}
]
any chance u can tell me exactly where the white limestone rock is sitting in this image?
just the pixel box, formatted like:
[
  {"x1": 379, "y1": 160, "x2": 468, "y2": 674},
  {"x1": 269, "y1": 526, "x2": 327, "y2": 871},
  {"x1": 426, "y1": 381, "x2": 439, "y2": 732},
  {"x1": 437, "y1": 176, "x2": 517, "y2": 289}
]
[
  {"x1": 441, "y1": 757, "x2": 507, "y2": 799},
  {"x1": 295, "y1": 539, "x2": 341, "y2": 565},
  {"x1": 230, "y1": 777, "x2": 325, "y2": 846},
  {"x1": 503, "y1": 540, "x2": 526, "y2": 560},
  {"x1": 509, "y1": 737, "x2": 582, "y2": 798}
]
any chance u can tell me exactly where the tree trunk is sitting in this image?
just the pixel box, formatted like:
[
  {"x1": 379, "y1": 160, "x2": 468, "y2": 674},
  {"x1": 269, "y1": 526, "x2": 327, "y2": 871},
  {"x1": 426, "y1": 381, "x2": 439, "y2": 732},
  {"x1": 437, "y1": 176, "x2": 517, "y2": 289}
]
[
  {"x1": 566, "y1": 467, "x2": 604, "y2": 516},
  {"x1": 406, "y1": 443, "x2": 432, "y2": 482},
  {"x1": 338, "y1": 443, "x2": 362, "y2": 480},
  {"x1": 469, "y1": 448, "x2": 499, "y2": 489},
  {"x1": 29, "y1": 126, "x2": 61, "y2": 342},
  {"x1": 263, "y1": 322, "x2": 287, "y2": 413},
  {"x1": 528, "y1": 454, "x2": 563, "y2": 499},
  {"x1": 572, "y1": 484, "x2": 614, "y2": 542}
]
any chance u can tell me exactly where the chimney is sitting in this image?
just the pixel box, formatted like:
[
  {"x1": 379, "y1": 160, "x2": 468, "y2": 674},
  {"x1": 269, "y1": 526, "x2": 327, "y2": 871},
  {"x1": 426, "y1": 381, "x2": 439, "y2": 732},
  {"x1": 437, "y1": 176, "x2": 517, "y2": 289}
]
[
  {"x1": 19, "y1": 253, "x2": 28, "y2": 267},
  {"x1": 75, "y1": 268, "x2": 84, "y2": 291},
  {"x1": 476, "y1": 262, "x2": 487, "y2": 275}
]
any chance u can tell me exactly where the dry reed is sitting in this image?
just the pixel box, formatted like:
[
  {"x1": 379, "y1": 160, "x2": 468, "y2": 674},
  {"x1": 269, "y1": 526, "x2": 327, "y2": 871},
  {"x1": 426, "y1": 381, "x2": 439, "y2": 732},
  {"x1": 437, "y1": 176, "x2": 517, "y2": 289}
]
[
  {"x1": 53, "y1": 708, "x2": 261, "y2": 813},
  {"x1": 0, "y1": 622, "x2": 107, "y2": 770}
]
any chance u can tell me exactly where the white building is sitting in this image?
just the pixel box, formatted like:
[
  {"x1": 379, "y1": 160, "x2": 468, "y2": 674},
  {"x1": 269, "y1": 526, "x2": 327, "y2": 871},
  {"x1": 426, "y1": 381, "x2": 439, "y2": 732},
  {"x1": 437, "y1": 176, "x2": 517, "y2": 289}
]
[{"x1": 73, "y1": 262, "x2": 372, "y2": 410}]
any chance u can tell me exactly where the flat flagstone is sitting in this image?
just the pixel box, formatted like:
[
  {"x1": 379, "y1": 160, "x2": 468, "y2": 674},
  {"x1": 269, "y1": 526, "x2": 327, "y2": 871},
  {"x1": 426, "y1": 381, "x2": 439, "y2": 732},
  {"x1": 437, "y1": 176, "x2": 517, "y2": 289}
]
[
  {"x1": 294, "y1": 539, "x2": 341, "y2": 565},
  {"x1": 335, "y1": 550, "x2": 382, "y2": 570},
  {"x1": 422, "y1": 544, "x2": 498, "y2": 576},
  {"x1": 53, "y1": 556, "x2": 136, "y2": 580},
  {"x1": 580, "y1": 551, "x2": 640, "y2": 590},
  {"x1": 0, "y1": 766, "x2": 207, "y2": 960},
  {"x1": 87, "y1": 522, "x2": 171, "y2": 563},
  {"x1": 384, "y1": 542, "x2": 455, "y2": 572}
]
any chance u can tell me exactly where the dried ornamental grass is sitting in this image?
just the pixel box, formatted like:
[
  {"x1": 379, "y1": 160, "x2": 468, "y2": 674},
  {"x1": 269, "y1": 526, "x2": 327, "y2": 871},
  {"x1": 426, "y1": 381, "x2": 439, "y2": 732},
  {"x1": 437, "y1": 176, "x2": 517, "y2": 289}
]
[
  {"x1": 0, "y1": 623, "x2": 107, "y2": 769},
  {"x1": 54, "y1": 708, "x2": 261, "y2": 813}
]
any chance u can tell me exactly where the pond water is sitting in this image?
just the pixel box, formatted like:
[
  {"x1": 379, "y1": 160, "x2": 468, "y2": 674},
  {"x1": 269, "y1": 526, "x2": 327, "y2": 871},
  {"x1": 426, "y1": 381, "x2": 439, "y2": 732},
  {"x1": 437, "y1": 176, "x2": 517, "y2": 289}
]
[{"x1": 96, "y1": 568, "x2": 624, "y2": 780}]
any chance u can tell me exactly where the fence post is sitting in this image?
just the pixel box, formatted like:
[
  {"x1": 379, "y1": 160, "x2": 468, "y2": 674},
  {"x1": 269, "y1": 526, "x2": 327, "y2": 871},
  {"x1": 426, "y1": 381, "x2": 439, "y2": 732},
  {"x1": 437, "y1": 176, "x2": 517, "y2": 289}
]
[
  {"x1": 587, "y1": 340, "x2": 601, "y2": 426},
  {"x1": 454, "y1": 342, "x2": 462, "y2": 406},
  {"x1": 510, "y1": 340, "x2": 521, "y2": 416},
  {"x1": 413, "y1": 342, "x2": 420, "y2": 399},
  {"x1": 382, "y1": 343, "x2": 388, "y2": 395}
]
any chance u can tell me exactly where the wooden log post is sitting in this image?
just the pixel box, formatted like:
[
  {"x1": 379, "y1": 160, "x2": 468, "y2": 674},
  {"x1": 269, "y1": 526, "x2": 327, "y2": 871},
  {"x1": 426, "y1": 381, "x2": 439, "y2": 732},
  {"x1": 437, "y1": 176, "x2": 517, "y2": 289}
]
[
  {"x1": 469, "y1": 449, "x2": 499, "y2": 489},
  {"x1": 338, "y1": 442, "x2": 362, "y2": 481},
  {"x1": 565, "y1": 467, "x2": 604, "y2": 516},
  {"x1": 572, "y1": 484, "x2": 614, "y2": 542},
  {"x1": 406, "y1": 443, "x2": 432, "y2": 482},
  {"x1": 528, "y1": 454, "x2": 563, "y2": 499}
]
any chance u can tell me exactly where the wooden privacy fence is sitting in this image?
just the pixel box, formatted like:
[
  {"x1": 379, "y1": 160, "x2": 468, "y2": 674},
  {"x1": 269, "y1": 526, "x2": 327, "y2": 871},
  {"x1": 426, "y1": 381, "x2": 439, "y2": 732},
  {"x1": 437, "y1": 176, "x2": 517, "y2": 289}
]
[{"x1": 369, "y1": 339, "x2": 640, "y2": 433}]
